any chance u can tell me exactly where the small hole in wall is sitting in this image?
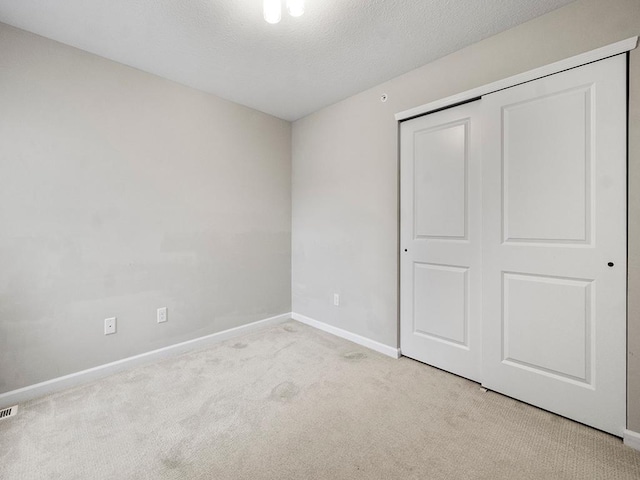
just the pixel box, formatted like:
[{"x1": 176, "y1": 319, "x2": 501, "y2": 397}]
[{"x1": 380, "y1": 94, "x2": 388, "y2": 102}]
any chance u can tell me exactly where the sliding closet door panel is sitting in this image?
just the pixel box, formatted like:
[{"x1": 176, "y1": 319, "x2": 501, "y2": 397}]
[
  {"x1": 481, "y1": 54, "x2": 627, "y2": 435},
  {"x1": 400, "y1": 101, "x2": 482, "y2": 382}
]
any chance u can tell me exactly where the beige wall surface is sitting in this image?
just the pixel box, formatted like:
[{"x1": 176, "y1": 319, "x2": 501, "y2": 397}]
[
  {"x1": 0, "y1": 24, "x2": 292, "y2": 393},
  {"x1": 291, "y1": 0, "x2": 640, "y2": 430}
]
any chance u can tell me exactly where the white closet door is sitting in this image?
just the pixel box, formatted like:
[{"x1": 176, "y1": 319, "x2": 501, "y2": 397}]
[
  {"x1": 400, "y1": 101, "x2": 482, "y2": 382},
  {"x1": 481, "y1": 54, "x2": 627, "y2": 435}
]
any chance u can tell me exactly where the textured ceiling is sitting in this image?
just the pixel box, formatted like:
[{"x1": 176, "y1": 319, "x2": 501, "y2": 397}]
[{"x1": 0, "y1": 0, "x2": 575, "y2": 121}]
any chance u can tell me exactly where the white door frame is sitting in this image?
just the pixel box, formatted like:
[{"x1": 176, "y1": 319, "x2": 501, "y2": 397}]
[{"x1": 395, "y1": 37, "x2": 637, "y2": 122}]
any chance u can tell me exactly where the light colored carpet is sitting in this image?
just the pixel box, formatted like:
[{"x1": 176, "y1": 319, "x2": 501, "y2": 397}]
[{"x1": 1, "y1": 319, "x2": 639, "y2": 479}]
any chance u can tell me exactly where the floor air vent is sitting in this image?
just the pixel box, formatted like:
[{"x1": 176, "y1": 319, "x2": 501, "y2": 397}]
[{"x1": 0, "y1": 405, "x2": 17, "y2": 420}]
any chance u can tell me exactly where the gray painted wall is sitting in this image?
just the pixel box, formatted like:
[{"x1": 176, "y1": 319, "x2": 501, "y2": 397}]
[
  {"x1": 291, "y1": 0, "x2": 640, "y2": 429},
  {"x1": 0, "y1": 24, "x2": 292, "y2": 394}
]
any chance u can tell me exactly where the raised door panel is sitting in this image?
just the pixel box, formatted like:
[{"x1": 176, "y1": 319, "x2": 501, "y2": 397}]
[
  {"x1": 503, "y1": 86, "x2": 592, "y2": 244},
  {"x1": 502, "y1": 272, "x2": 592, "y2": 384},
  {"x1": 413, "y1": 263, "x2": 468, "y2": 347},
  {"x1": 414, "y1": 122, "x2": 467, "y2": 239}
]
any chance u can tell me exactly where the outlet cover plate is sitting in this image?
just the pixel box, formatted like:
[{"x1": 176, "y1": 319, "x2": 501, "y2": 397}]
[{"x1": 104, "y1": 317, "x2": 117, "y2": 335}]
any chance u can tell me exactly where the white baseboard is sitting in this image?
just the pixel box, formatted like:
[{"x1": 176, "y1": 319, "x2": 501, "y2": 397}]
[
  {"x1": 292, "y1": 312, "x2": 400, "y2": 359},
  {"x1": 623, "y1": 429, "x2": 640, "y2": 451},
  {"x1": 1, "y1": 312, "x2": 400, "y2": 407},
  {"x1": 0, "y1": 312, "x2": 291, "y2": 407}
]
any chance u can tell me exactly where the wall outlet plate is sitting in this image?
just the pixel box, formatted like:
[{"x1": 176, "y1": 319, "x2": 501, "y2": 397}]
[
  {"x1": 333, "y1": 293, "x2": 340, "y2": 306},
  {"x1": 157, "y1": 307, "x2": 168, "y2": 323},
  {"x1": 104, "y1": 317, "x2": 117, "y2": 335}
]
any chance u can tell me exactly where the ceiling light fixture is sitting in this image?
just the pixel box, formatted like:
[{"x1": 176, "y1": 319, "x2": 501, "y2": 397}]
[
  {"x1": 264, "y1": 0, "x2": 304, "y2": 24},
  {"x1": 286, "y1": 0, "x2": 305, "y2": 18},
  {"x1": 263, "y1": 0, "x2": 282, "y2": 24}
]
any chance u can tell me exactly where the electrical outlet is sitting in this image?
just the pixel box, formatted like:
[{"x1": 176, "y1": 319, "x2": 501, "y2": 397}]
[
  {"x1": 104, "y1": 317, "x2": 116, "y2": 335},
  {"x1": 157, "y1": 307, "x2": 168, "y2": 323},
  {"x1": 333, "y1": 293, "x2": 340, "y2": 306}
]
